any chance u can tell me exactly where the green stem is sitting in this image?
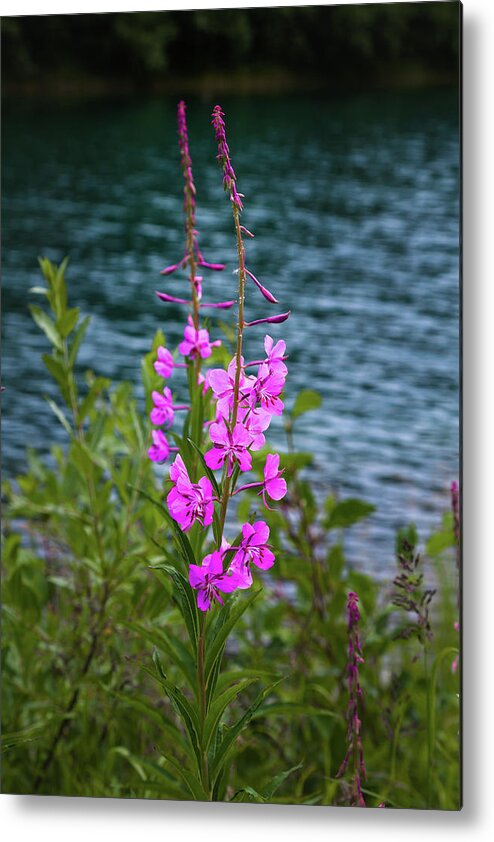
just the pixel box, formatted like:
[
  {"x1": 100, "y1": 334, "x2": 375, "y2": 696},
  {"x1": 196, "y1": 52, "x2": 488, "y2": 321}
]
[{"x1": 197, "y1": 614, "x2": 210, "y2": 797}]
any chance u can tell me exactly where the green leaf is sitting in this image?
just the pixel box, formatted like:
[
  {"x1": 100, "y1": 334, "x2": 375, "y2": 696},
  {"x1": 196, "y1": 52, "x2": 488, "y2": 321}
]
[
  {"x1": 128, "y1": 621, "x2": 196, "y2": 690},
  {"x1": 45, "y1": 398, "x2": 72, "y2": 435},
  {"x1": 262, "y1": 764, "x2": 303, "y2": 800},
  {"x1": 209, "y1": 677, "x2": 286, "y2": 786},
  {"x1": 29, "y1": 304, "x2": 62, "y2": 350},
  {"x1": 0, "y1": 722, "x2": 45, "y2": 752},
  {"x1": 159, "y1": 752, "x2": 208, "y2": 801},
  {"x1": 205, "y1": 589, "x2": 261, "y2": 689},
  {"x1": 426, "y1": 529, "x2": 455, "y2": 557},
  {"x1": 68, "y1": 315, "x2": 91, "y2": 366},
  {"x1": 149, "y1": 653, "x2": 202, "y2": 773},
  {"x1": 231, "y1": 786, "x2": 266, "y2": 803},
  {"x1": 325, "y1": 498, "x2": 376, "y2": 529},
  {"x1": 57, "y1": 307, "x2": 80, "y2": 338},
  {"x1": 291, "y1": 389, "x2": 322, "y2": 419},
  {"x1": 152, "y1": 564, "x2": 199, "y2": 653},
  {"x1": 79, "y1": 376, "x2": 111, "y2": 422},
  {"x1": 203, "y1": 678, "x2": 256, "y2": 752},
  {"x1": 42, "y1": 354, "x2": 67, "y2": 392},
  {"x1": 110, "y1": 746, "x2": 147, "y2": 781},
  {"x1": 108, "y1": 688, "x2": 189, "y2": 754}
]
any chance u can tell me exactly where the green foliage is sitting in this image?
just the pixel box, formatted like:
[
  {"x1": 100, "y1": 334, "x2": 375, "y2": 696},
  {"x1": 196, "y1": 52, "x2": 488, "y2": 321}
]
[
  {"x1": 291, "y1": 389, "x2": 322, "y2": 420},
  {"x1": 3, "y1": 5, "x2": 460, "y2": 90},
  {"x1": 324, "y1": 497, "x2": 376, "y2": 529},
  {"x1": 1, "y1": 259, "x2": 460, "y2": 807}
]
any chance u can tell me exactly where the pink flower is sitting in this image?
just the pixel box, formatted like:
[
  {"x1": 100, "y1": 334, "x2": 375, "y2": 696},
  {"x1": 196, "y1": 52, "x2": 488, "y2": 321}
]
[
  {"x1": 244, "y1": 311, "x2": 291, "y2": 328},
  {"x1": 154, "y1": 346, "x2": 175, "y2": 379},
  {"x1": 148, "y1": 430, "x2": 171, "y2": 463},
  {"x1": 150, "y1": 387, "x2": 174, "y2": 428},
  {"x1": 261, "y1": 453, "x2": 287, "y2": 507},
  {"x1": 264, "y1": 335, "x2": 288, "y2": 376},
  {"x1": 204, "y1": 419, "x2": 252, "y2": 476},
  {"x1": 189, "y1": 550, "x2": 242, "y2": 611},
  {"x1": 167, "y1": 455, "x2": 214, "y2": 531},
  {"x1": 178, "y1": 315, "x2": 221, "y2": 360},
  {"x1": 238, "y1": 405, "x2": 272, "y2": 451},
  {"x1": 197, "y1": 259, "x2": 225, "y2": 271},
  {"x1": 245, "y1": 269, "x2": 278, "y2": 304},
  {"x1": 230, "y1": 521, "x2": 275, "y2": 587},
  {"x1": 250, "y1": 362, "x2": 286, "y2": 415},
  {"x1": 207, "y1": 356, "x2": 255, "y2": 418}
]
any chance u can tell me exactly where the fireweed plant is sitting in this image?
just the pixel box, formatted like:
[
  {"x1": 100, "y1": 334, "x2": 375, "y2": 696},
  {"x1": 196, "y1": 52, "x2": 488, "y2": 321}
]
[
  {"x1": 143, "y1": 102, "x2": 291, "y2": 800},
  {"x1": 337, "y1": 592, "x2": 367, "y2": 808}
]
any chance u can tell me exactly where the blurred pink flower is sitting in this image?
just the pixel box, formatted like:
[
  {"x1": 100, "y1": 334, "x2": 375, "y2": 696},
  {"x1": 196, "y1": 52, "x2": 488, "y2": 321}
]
[
  {"x1": 189, "y1": 550, "x2": 242, "y2": 611},
  {"x1": 167, "y1": 454, "x2": 214, "y2": 531}
]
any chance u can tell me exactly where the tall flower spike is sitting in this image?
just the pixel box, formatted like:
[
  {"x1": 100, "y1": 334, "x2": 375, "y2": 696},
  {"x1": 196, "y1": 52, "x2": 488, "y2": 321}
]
[
  {"x1": 158, "y1": 101, "x2": 225, "y2": 319},
  {"x1": 337, "y1": 591, "x2": 367, "y2": 808},
  {"x1": 211, "y1": 106, "x2": 244, "y2": 211},
  {"x1": 451, "y1": 480, "x2": 460, "y2": 570},
  {"x1": 211, "y1": 105, "x2": 290, "y2": 550}
]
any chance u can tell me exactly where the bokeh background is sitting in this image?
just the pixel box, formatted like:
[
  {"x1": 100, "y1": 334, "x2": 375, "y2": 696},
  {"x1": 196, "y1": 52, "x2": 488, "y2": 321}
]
[{"x1": 1, "y1": 2, "x2": 460, "y2": 575}]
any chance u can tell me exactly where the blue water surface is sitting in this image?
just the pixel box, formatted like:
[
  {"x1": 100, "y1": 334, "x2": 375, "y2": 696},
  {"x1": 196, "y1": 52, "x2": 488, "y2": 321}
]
[{"x1": 1, "y1": 90, "x2": 460, "y2": 575}]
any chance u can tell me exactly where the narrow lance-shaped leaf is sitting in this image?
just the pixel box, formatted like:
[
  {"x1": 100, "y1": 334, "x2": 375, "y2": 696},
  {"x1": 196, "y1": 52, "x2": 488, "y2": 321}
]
[
  {"x1": 205, "y1": 589, "x2": 261, "y2": 689},
  {"x1": 209, "y1": 677, "x2": 286, "y2": 787}
]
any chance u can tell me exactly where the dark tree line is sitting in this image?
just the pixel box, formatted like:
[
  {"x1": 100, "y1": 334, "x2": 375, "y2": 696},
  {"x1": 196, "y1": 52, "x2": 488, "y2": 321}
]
[{"x1": 2, "y1": 3, "x2": 460, "y2": 90}]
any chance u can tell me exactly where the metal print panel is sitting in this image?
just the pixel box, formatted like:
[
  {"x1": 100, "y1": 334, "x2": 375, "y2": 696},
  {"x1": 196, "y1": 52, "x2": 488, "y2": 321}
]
[{"x1": 1, "y1": 2, "x2": 461, "y2": 809}]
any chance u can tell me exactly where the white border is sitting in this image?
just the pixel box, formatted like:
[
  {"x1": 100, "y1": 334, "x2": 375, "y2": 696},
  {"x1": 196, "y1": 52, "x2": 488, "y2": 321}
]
[{"x1": 2, "y1": 0, "x2": 494, "y2": 838}]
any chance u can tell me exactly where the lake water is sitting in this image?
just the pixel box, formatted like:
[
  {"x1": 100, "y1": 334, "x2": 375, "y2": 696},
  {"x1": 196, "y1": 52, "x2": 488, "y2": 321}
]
[{"x1": 1, "y1": 91, "x2": 460, "y2": 576}]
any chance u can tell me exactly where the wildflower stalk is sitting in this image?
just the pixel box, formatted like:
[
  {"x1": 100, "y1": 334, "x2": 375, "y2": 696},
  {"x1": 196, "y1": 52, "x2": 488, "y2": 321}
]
[
  {"x1": 147, "y1": 102, "x2": 290, "y2": 801},
  {"x1": 337, "y1": 591, "x2": 367, "y2": 807},
  {"x1": 392, "y1": 537, "x2": 436, "y2": 808},
  {"x1": 218, "y1": 203, "x2": 246, "y2": 536},
  {"x1": 178, "y1": 100, "x2": 202, "y2": 395},
  {"x1": 178, "y1": 106, "x2": 199, "y2": 328}
]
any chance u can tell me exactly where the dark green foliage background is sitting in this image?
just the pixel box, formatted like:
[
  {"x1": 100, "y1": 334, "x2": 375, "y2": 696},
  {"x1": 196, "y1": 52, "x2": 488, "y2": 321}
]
[{"x1": 2, "y1": 3, "x2": 460, "y2": 91}]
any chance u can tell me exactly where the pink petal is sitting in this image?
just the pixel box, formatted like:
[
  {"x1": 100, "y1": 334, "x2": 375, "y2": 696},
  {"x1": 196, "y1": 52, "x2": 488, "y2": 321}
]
[
  {"x1": 216, "y1": 572, "x2": 242, "y2": 593},
  {"x1": 204, "y1": 448, "x2": 225, "y2": 470},
  {"x1": 208, "y1": 369, "x2": 231, "y2": 396},
  {"x1": 264, "y1": 453, "x2": 280, "y2": 481},
  {"x1": 208, "y1": 551, "x2": 224, "y2": 576},
  {"x1": 197, "y1": 260, "x2": 225, "y2": 271},
  {"x1": 189, "y1": 564, "x2": 206, "y2": 591},
  {"x1": 251, "y1": 521, "x2": 270, "y2": 545},
  {"x1": 242, "y1": 522, "x2": 255, "y2": 541},
  {"x1": 254, "y1": 547, "x2": 275, "y2": 570},
  {"x1": 203, "y1": 501, "x2": 214, "y2": 527},
  {"x1": 209, "y1": 421, "x2": 229, "y2": 446},
  {"x1": 232, "y1": 422, "x2": 252, "y2": 448},
  {"x1": 160, "y1": 263, "x2": 179, "y2": 275},
  {"x1": 169, "y1": 454, "x2": 188, "y2": 483},
  {"x1": 197, "y1": 476, "x2": 213, "y2": 500},
  {"x1": 266, "y1": 476, "x2": 287, "y2": 501},
  {"x1": 244, "y1": 311, "x2": 291, "y2": 327},
  {"x1": 237, "y1": 450, "x2": 252, "y2": 472},
  {"x1": 197, "y1": 590, "x2": 212, "y2": 611},
  {"x1": 155, "y1": 291, "x2": 190, "y2": 305}
]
